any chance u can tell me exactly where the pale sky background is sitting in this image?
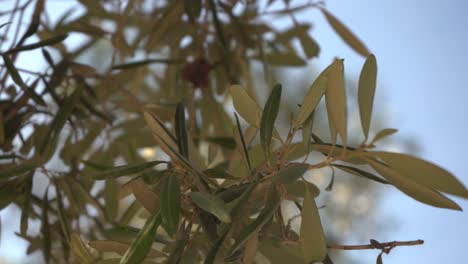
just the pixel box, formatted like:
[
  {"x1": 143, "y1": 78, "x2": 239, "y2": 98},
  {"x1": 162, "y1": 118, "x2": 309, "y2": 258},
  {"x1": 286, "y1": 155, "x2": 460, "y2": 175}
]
[{"x1": 1, "y1": 0, "x2": 467, "y2": 263}]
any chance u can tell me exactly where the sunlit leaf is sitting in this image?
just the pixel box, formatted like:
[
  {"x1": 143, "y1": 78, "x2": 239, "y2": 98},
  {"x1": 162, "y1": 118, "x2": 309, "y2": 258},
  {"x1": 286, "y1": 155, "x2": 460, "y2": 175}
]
[
  {"x1": 325, "y1": 59, "x2": 347, "y2": 146},
  {"x1": 230, "y1": 85, "x2": 262, "y2": 127},
  {"x1": 321, "y1": 8, "x2": 370, "y2": 57},
  {"x1": 358, "y1": 54, "x2": 378, "y2": 140},
  {"x1": 300, "y1": 184, "x2": 327, "y2": 262},
  {"x1": 370, "y1": 128, "x2": 398, "y2": 145},
  {"x1": 369, "y1": 152, "x2": 468, "y2": 198},
  {"x1": 160, "y1": 174, "x2": 181, "y2": 236},
  {"x1": 120, "y1": 212, "x2": 162, "y2": 264},
  {"x1": 260, "y1": 84, "x2": 282, "y2": 159},
  {"x1": 92, "y1": 160, "x2": 166, "y2": 180},
  {"x1": 366, "y1": 157, "x2": 462, "y2": 210},
  {"x1": 189, "y1": 192, "x2": 231, "y2": 223}
]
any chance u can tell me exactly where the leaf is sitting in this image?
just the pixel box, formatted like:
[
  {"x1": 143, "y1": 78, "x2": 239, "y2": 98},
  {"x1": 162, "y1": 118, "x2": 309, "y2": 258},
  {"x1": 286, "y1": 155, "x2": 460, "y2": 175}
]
[
  {"x1": 366, "y1": 157, "x2": 462, "y2": 210},
  {"x1": 88, "y1": 240, "x2": 164, "y2": 258},
  {"x1": 18, "y1": 0, "x2": 44, "y2": 43},
  {"x1": 263, "y1": 52, "x2": 307, "y2": 66},
  {"x1": 189, "y1": 192, "x2": 231, "y2": 223},
  {"x1": 4, "y1": 34, "x2": 68, "y2": 55},
  {"x1": 55, "y1": 185, "x2": 71, "y2": 242},
  {"x1": 358, "y1": 54, "x2": 378, "y2": 140},
  {"x1": 260, "y1": 84, "x2": 282, "y2": 159},
  {"x1": 203, "y1": 168, "x2": 237, "y2": 179},
  {"x1": 285, "y1": 181, "x2": 320, "y2": 198},
  {"x1": 205, "y1": 229, "x2": 229, "y2": 264},
  {"x1": 111, "y1": 58, "x2": 181, "y2": 70},
  {"x1": 2, "y1": 54, "x2": 46, "y2": 106},
  {"x1": 160, "y1": 174, "x2": 181, "y2": 236},
  {"x1": 234, "y1": 113, "x2": 253, "y2": 172},
  {"x1": 230, "y1": 85, "x2": 262, "y2": 128},
  {"x1": 229, "y1": 186, "x2": 281, "y2": 255},
  {"x1": 295, "y1": 66, "x2": 328, "y2": 127},
  {"x1": 271, "y1": 163, "x2": 309, "y2": 184},
  {"x1": 320, "y1": 8, "x2": 370, "y2": 57},
  {"x1": 297, "y1": 27, "x2": 320, "y2": 59},
  {"x1": 332, "y1": 164, "x2": 389, "y2": 184},
  {"x1": 175, "y1": 103, "x2": 189, "y2": 159},
  {"x1": 41, "y1": 188, "x2": 51, "y2": 263},
  {"x1": 184, "y1": 0, "x2": 201, "y2": 20},
  {"x1": 204, "y1": 136, "x2": 236, "y2": 149},
  {"x1": 131, "y1": 178, "x2": 159, "y2": 214},
  {"x1": 369, "y1": 152, "x2": 468, "y2": 198},
  {"x1": 92, "y1": 161, "x2": 165, "y2": 180},
  {"x1": 300, "y1": 185, "x2": 327, "y2": 262},
  {"x1": 0, "y1": 161, "x2": 38, "y2": 180},
  {"x1": 325, "y1": 59, "x2": 347, "y2": 146},
  {"x1": 376, "y1": 252, "x2": 383, "y2": 264},
  {"x1": 370, "y1": 128, "x2": 398, "y2": 145},
  {"x1": 120, "y1": 212, "x2": 162, "y2": 264},
  {"x1": 20, "y1": 176, "x2": 33, "y2": 236},
  {"x1": 70, "y1": 233, "x2": 93, "y2": 263}
]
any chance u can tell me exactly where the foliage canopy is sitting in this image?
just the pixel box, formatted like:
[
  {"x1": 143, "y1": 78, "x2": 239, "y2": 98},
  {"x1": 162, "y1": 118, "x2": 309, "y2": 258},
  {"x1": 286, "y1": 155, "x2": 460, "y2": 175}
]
[{"x1": 0, "y1": 0, "x2": 466, "y2": 263}]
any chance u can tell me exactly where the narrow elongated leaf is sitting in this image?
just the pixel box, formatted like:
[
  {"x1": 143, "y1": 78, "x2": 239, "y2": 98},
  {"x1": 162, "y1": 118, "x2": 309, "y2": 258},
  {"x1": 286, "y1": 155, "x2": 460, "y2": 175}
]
[
  {"x1": 321, "y1": 8, "x2": 370, "y2": 57},
  {"x1": 2, "y1": 55, "x2": 46, "y2": 106},
  {"x1": 92, "y1": 161, "x2": 165, "y2": 180},
  {"x1": 160, "y1": 175, "x2": 181, "y2": 236},
  {"x1": 229, "y1": 186, "x2": 281, "y2": 254},
  {"x1": 111, "y1": 59, "x2": 181, "y2": 70},
  {"x1": 131, "y1": 178, "x2": 159, "y2": 214},
  {"x1": 366, "y1": 158, "x2": 461, "y2": 210},
  {"x1": 377, "y1": 252, "x2": 383, "y2": 264},
  {"x1": 230, "y1": 85, "x2": 262, "y2": 127},
  {"x1": 120, "y1": 212, "x2": 162, "y2": 264},
  {"x1": 300, "y1": 185, "x2": 327, "y2": 262},
  {"x1": 189, "y1": 192, "x2": 231, "y2": 223},
  {"x1": 358, "y1": 54, "x2": 378, "y2": 139},
  {"x1": 260, "y1": 84, "x2": 282, "y2": 159},
  {"x1": 325, "y1": 59, "x2": 347, "y2": 146},
  {"x1": 18, "y1": 0, "x2": 44, "y2": 43},
  {"x1": 175, "y1": 103, "x2": 189, "y2": 159},
  {"x1": 285, "y1": 181, "x2": 320, "y2": 198},
  {"x1": 263, "y1": 52, "x2": 307, "y2": 66},
  {"x1": 20, "y1": 176, "x2": 33, "y2": 236},
  {"x1": 205, "y1": 228, "x2": 229, "y2": 264},
  {"x1": 55, "y1": 187, "x2": 71, "y2": 242},
  {"x1": 88, "y1": 240, "x2": 164, "y2": 258},
  {"x1": 41, "y1": 188, "x2": 51, "y2": 263},
  {"x1": 234, "y1": 113, "x2": 253, "y2": 172},
  {"x1": 4, "y1": 34, "x2": 68, "y2": 54},
  {"x1": 370, "y1": 128, "x2": 398, "y2": 145},
  {"x1": 271, "y1": 163, "x2": 309, "y2": 184},
  {"x1": 70, "y1": 233, "x2": 93, "y2": 263},
  {"x1": 295, "y1": 65, "x2": 328, "y2": 127},
  {"x1": 297, "y1": 28, "x2": 320, "y2": 59},
  {"x1": 332, "y1": 164, "x2": 389, "y2": 184},
  {"x1": 369, "y1": 152, "x2": 468, "y2": 198},
  {"x1": 0, "y1": 161, "x2": 38, "y2": 180}
]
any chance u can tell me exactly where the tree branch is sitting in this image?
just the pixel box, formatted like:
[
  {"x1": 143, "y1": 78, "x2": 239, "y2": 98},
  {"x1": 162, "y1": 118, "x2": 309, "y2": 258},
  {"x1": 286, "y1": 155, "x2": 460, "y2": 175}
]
[{"x1": 328, "y1": 239, "x2": 424, "y2": 252}]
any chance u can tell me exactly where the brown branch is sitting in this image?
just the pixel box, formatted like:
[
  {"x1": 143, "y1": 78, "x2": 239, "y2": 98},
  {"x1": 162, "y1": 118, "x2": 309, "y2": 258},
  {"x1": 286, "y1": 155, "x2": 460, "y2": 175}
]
[{"x1": 328, "y1": 239, "x2": 424, "y2": 252}]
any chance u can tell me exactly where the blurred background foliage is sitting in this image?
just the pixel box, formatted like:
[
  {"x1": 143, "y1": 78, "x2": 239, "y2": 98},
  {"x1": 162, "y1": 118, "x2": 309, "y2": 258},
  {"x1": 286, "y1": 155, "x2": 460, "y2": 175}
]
[{"x1": 0, "y1": 0, "x2": 434, "y2": 263}]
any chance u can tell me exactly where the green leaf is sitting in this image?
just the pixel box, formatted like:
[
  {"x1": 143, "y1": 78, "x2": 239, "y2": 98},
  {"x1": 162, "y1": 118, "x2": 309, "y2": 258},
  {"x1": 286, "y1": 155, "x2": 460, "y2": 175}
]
[
  {"x1": 4, "y1": 34, "x2": 68, "y2": 55},
  {"x1": 297, "y1": 28, "x2": 320, "y2": 59},
  {"x1": 370, "y1": 128, "x2": 398, "y2": 145},
  {"x1": 111, "y1": 58, "x2": 181, "y2": 70},
  {"x1": 229, "y1": 186, "x2": 281, "y2": 255},
  {"x1": 88, "y1": 240, "x2": 165, "y2": 258},
  {"x1": 325, "y1": 59, "x2": 347, "y2": 146},
  {"x1": 333, "y1": 164, "x2": 388, "y2": 184},
  {"x1": 260, "y1": 84, "x2": 282, "y2": 160},
  {"x1": 377, "y1": 252, "x2": 383, "y2": 264},
  {"x1": 18, "y1": 0, "x2": 44, "y2": 43},
  {"x1": 358, "y1": 54, "x2": 378, "y2": 140},
  {"x1": 291, "y1": 65, "x2": 327, "y2": 126},
  {"x1": 230, "y1": 85, "x2": 262, "y2": 128},
  {"x1": 92, "y1": 161, "x2": 166, "y2": 180},
  {"x1": 55, "y1": 184, "x2": 71, "y2": 242},
  {"x1": 189, "y1": 192, "x2": 231, "y2": 223},
  {"x1": 320, "y1": 8, "x2": 370, "y2": 57},
  {"x1": 205, "y1": 229, "x2": 229, "y2": 264},
  {"x1": 70, "y1": 233, "x2": 93, "y2": 263},
  {"x1": 369, "y1": 152, "x2": 468, "y2": 198},
  {"x1": 285, "y1": 181, "x2": 320, "y2": 198},
  {"x1": 175, "y1": 103, "x2": 189, "y2": 159},
  {"x1": 184, "y1": 0, "x2": 201, "y2": 20},
  {"x1": 0, "y1": 161, "x2": 38, "y2": 180},
  {"x1": 160, "y1": 174, "x2": 181, "y2": 236},
  {"x1": 234, "y1": 113, "x2": 253, "y2": 172},
  {"x1": 120, "y1": 213, "x2": 162, "y2": 264},
  {"x1": 2, "y1": 54, "x2": 46, "y2": 106},
  {"x1": 263, "y1": 52, "x2": 307, "y2": 66},
  {"x1": 20, "y1": 176, "x2": 33, "y2": 236},
  {"x1": 271, "y1": 163, "x2": 309, "y2": 184},
  {"x1": 366, "y1": 157, "x2": 462, "y2": 210},
  {"x1": 300, "y1": 184, "x2": 327, "y2": 262},
  {"x1": 41, "y1": 188, "x2": 51, "y2": 263}
]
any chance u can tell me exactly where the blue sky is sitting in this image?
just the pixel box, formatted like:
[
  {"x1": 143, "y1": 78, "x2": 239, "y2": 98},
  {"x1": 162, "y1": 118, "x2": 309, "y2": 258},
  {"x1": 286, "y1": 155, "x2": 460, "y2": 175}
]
[{"x1": 301, "y1": 0, "x2": 468, "y2": 263}]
